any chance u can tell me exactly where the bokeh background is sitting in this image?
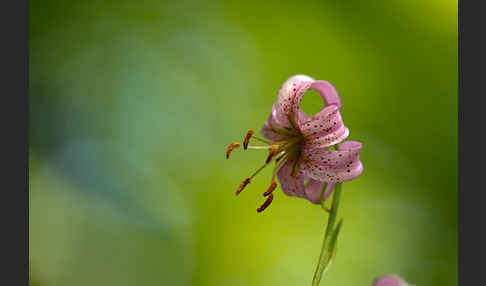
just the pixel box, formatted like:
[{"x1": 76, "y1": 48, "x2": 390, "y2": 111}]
[{"x1": 29, "y1": 0, "x2": 458, "y2": 285}]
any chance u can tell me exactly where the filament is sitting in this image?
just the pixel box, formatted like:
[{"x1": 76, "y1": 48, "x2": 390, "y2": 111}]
[{"x1": 265, "y1": 145, "x2": 280, "y2": 164}]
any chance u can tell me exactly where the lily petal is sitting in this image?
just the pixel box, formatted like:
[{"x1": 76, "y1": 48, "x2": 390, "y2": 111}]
[
  {"x1": 309, "y1": 80, "x2": 342, "y2": 108},
  {"x1": 261, "y1": 106, "x2": 287, "y2": 142},
  {"x1": 301, "y1": 140, "x2": 363, "y2": 182},
  {"x1": 304, "y1": 140, "x2": 362, "y2": 167},
  {"x1": 273, "y1": 76, "x2": 344, "y2": 134},
  {"x1": 295, "y1": 109, "x2": 309, "y2": 125},
  {"x1": 298, "y1": 104, "x2": 346, "y2": 136},
  {"x1": 292, "y1": 80, "x2": 342, "y2": 127},
  {"x1": 261, "y1": 104, "x2": 304, "y2": 142},
  {"x1": 304, "y1": 180, "x2": 335, "y2": 204},
  {"x1": 277, "y1": 159, "x2": 306, "y2": 198},
  {"x1": 275, "y1": 75, "x2": 315, "y2": 128},
  {"x1": 304, "y1": 124, "x2": 350, "y2": 149},
  {"x1": 261, "y1": 125, "x2": 286, "y2": 142},
  {"x1": 277, "y1": 159, "x2": 336, "y2": 204}
]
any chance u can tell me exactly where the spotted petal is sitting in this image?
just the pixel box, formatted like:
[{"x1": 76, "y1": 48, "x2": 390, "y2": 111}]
[
  {"x1": 277, "y1": 159, "x2": 335, "y2": 204},
  {"x1": 298, "y1": 104, "x2": 350, "y2": 148},
  {"x1": 301, "y1": 141, "x2": 363, "y2": 183},
  {"x1": 261, "y1": 105, "x2": 287, "y2": 142},
  {"x1": 292, "y1": 80, "x2": 342, "y2": 127},
  {"x1": 261, "y1": 104, "x2": 306, "y2": 142},
  {"x1": 272, "y1": 76, "x2": 344, "y2": 136},
  {"x1": 274, "y1": 75, "x2": 315, "y2": 128},
  {"x1": 299, "y1": 105, "x2": 341, "y2": 136},
  {"x1": 309, "y1": 80, "x2": 342, "y2": 108},
  {"x1": 277, "y1": 159, "x2": 306, "y2": 198},
  {"x1": 303, "y1": 124, "x2": 350, "y2": 149},
  {"x1": 304, "y1": 181, "x2": 335, "y2": 204}
]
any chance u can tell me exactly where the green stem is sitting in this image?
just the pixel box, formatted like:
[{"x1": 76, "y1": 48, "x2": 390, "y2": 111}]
[{"x1": 311, "y1": 183, "x2": 343, "y2": 286}]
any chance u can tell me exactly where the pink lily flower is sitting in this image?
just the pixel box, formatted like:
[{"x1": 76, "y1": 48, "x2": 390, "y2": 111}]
[
  {"x1": 373, "y1": 275, "x2": 412, "y2": 286},
  {"x1": 227, "y1": 75, "x2": 363, "y2": 212}
]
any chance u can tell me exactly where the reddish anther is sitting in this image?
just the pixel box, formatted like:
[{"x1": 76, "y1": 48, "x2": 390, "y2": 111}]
[
  {"x1": 236, "y1": 178, "x2": 251, "y2": 195},
  {"x1": 243, "y1": 129, "x2": 255, "y2": 149},
  {"x1": 263, "y1": 181, "x2": 277, "y2": 197},
  {"x1": 257, "y1": 193, "x2": 274, "y2": 212},
  {"x1": 226, "y1": 142, "x2": 240, "y2": 159}
]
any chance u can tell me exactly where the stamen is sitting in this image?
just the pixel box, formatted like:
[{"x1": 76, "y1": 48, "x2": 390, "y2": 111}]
[
  {"x1": 278, "y1": 136, "x2": 301, "y2": 149},
  {"x1": 257, "y1": 193, "x2": 274, "y2": 212},
  {"x1": 263, "y1": 181, "x2": 277, "y2": 196},
  {"x1": 243, "y1": 129, "x2": 255, "y2": 149},
  {"x1": 251, "y1": 135, "x2": 273, "y2": 145},
  {"x1": 249, "y1": 163, "x2": 269, "y2": 179},
  {"x1": 265, "y1": 145, "x2": 280, "y2": 163},
  {"x1": 226, "y1": 142, "x2": 241, "y2": 159},
  {"x1": 271, "y1": 153, "x2": 289, "y2": 181},
  {"x1": 275, "y1": 150, "x2": 287, "y2": 162},
  {"x1": 236, "y1": 178, "x2": 251, "y2": 195},
  {"x1": 246, "y1": 145, "x2": 273, "y2": 150}
]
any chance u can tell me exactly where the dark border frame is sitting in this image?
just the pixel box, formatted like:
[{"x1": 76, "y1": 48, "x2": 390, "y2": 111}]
[
  {"x1": 1, "y1": 0, "x2": 29, "y2": 285},
  {"x1": 459, "y1": 0, "x2": 485, "y2": 285}
]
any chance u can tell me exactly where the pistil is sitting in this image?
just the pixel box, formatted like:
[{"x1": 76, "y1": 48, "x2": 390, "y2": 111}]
[{"x1": 265, "y1": 145, "x2": 280, "y2": 163}]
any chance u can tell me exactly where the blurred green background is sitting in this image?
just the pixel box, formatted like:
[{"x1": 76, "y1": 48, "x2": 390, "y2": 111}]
[{"x1": 29, "y1": 0, "x2": 457, "y2": 285}]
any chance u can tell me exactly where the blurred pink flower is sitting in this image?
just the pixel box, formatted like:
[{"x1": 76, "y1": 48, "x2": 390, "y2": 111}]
[
  {"x1": 373, "y1": 275, "x2": 411, "y2": 286},
  {"x1": 227, "y1": 75, "x2": 362, "y2": 211}
]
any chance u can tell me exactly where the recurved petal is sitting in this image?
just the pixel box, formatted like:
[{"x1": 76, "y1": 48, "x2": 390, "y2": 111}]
[
  {"x1": 261, "y1": 107, "x2": 286, "y2": 142},
  {"x1": 304, "y1": 180, "x2": 334, "y2": 204},
  {"x1": 299, "y1": 105, "x2": 343, "y2": 136},
  {"x1": 299, "y1": 104, "x2": 349, "y2": 149},
  {"x1": 303, "y1": 124, "x2": 349, "y2": 149},
  {"x1": 301, "y1": 140, "x2": 363, "y2": 183},
  {"x1": 291, "y1": 80, "x2": 342, "y2": 127},
  {"x1": 261, "y1": 124, "x2": 286, "y2": 142},
  {"x1": 277, "y1": 159, "x2": 306, "y2": 198},
  {"x1": 275, "y1": 75, "x2": 315, "y2": 128},
  {"x1": 338, "y1": 140, "x2": 362, "y2": 153},
  {"x1": 309, "y1": 80, "x2": 342, "y2": 108},
  {"x1": 304, "y1": 140, "x2": 362, "y2": 167},
  {"x1": 295, "y1": 109, "x2": 309, "y2": 125},
  {"x1": 260, "y1": 104, "x2": 296, "y2": 142}
]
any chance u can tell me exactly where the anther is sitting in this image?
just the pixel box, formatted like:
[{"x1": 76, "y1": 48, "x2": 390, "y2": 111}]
[
  {"x1": 257, "y1": 193, "x2": 274, "y2": 212},
  {"x1": 226, "y1": 142, "x2": 241, "y2": 159},
  {"x1": 243, "y1": 129, "x2": 255, "y2": 150},
  {"x1": 263, "y1": 181, "x2": 277, "y2": 196},
  {"x1": 236, "y1": 178, "x2": 251, "y2": 195},
  {"x1": 265, "y1": 145, "x2": 279, "y2": 163}
]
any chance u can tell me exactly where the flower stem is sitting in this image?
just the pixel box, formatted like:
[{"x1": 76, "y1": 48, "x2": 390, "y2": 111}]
[{"x1": 311, "y1": 183, "x2": 343, "y2": 286}]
